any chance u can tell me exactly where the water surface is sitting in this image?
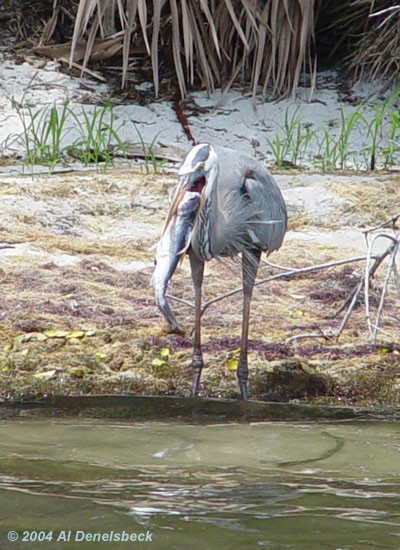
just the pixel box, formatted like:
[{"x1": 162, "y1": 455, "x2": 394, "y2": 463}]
[{"x1": 1, "y1": 415, "x2": 399, "y2": 549}]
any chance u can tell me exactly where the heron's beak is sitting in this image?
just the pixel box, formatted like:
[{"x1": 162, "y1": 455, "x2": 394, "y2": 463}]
[{"x1": 162, "y1": 174, "x2": 194, "y2": 235}]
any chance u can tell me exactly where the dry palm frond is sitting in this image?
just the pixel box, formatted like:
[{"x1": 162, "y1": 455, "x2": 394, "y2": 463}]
[
  {"x1": 61, "y1": 0, "x2": 319, "y2": 99},
  {"x1": 349, "y1": 3, "x2": 400, "y2": 86},
  {"x1": 318, "y1": 0, "x2": 400, "y2": 87}
]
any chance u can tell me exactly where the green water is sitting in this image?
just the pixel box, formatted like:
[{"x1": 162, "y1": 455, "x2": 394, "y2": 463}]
[{"x1": 0, "y1": 417, "x2": 399, "y2": 549}]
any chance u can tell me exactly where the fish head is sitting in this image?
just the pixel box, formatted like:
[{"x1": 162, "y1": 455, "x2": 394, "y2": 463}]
[{"x1": 163, "y1": 144, "x2": 218, "y2": 233}]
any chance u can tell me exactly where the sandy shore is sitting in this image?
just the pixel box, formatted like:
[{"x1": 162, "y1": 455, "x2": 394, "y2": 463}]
[{"x1": 0, "y1": 55, "x2": 399, "y2": 406}]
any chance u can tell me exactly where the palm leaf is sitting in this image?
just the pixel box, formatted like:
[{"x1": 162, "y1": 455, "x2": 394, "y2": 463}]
[
  {"x1": 187, "y1": 1, "x2": 215, "y2": 91},
  {"x1": 68, "y1": 0, "x2": 320, "y2": 100},
  {"x1": 151, "y1": 0, "x2": 164, "y2": 96},
  {"x1": 137, "y1": 0, "x2": 150, "y2": 55},
  {"x1": 122, "y1": 0, "x2": 139, "y2": 88},
  {"x1": 199, "y1": 0, "x2": 221, "y2": 61},
  {"x1": 170, "y1": 0, "x2": 186, "y2": 97},
  {"x1": 223, "y1": 0, "x2": 249, "y2": 50},
  {"x1": 181, "y1": 0, "x2": 193, "y2": 79},
  {"x1": 70, "y1": 0, "x2": 97, "y2": 65}
]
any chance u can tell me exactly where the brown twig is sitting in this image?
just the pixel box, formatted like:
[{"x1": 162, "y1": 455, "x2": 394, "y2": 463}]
[
  {"x1": 58, "y1": 56, "x2": 107, "y2": 82},
  {"x1": 201, "y1": 255, "x2": 378, "y2": 315},
  {"x1": 335, "y1": 279, "x2": 363, "y2": 340},
  {"x1": 362, "y1": 212, "x2": 400, "y2": 240},
  {"x1": 165, "y1": 294, "x2": 193, "y2": 309},
  {"x1": 392, "y1": 262, "x2": 400, "y2": 297},
  {"x1": 286, "y1": 324, "x2": 334, "y2": 346},
  {"x1": 364, "y1": 232, "x2": 399, "y2": 342},
  {"x1": 285, "y1": 332, "x2": 327, "y2": 345},
  {"x1": 335, "y1": 242, "x2": 394, "y2": 339},
  {"x1": 173, "y1": 90, "x2": 196, "y2": 145},
  {"x1": 166, "y1": 255, "x2": 380, "y2": 315},
  {"x1": 373, "y1": 242, "x2": 398, "y2": 341},
  {"x1": 166, "y1": 225, "x2": 399, "y2": 345},
  {"x1": 332, "y1": 282, "x2": 360, "y2": 318}
]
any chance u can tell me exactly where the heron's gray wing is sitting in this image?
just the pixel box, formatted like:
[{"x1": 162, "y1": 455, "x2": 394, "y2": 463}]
[
  {"x1": 242, "y1": 167, "x2": 287, "y2": 254},
  {"x1": 194, "y1": 145, "x2": 287, "y2": 259}
]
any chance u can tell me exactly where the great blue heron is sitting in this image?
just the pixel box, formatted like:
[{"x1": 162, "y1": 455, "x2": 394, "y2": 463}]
[{"x1": 160, "y1": 143, "x2": 287, "y2": 400}]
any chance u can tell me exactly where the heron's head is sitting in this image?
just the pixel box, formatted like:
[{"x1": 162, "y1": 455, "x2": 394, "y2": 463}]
[
  {"x1": 178, "y1": 143, "x2": 218, "y2": 194},
  {"x1": 163, "y1": 144, "x2": 218, "y2": 232}
]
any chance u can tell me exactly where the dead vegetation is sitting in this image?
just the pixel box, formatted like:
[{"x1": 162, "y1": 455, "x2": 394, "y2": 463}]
[
  {"x1": 38, "y1": 0, "x2": 319, "y2": 99},
  {"x1": 3, "y1": 1, "x2": 398, "y2": 102},
  {"x1": 341, "y1": 2, "x2": 400, "y2": 87},
  {"x1": 0, "y1": 167, "x2": 399, "y2": 406},
  {"x1": 327, "y1": 179, "x2": 400, "y2": 227}
]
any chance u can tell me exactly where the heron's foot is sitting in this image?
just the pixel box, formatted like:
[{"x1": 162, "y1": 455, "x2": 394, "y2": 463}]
[
  {"x1": 191, "y1": 352, "x2": 203, "y2": 397},
  {"x1": 237, "y1": 357, "x2": 249, "y2": 400}
]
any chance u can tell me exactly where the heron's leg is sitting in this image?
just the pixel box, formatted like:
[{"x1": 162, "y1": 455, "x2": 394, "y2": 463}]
[
  {"x1": 189, "y1": 250, "x2": 205, "y2": 397},
  {"x1": 237, "y1": 248, "x2": 261, "y2": 400}
]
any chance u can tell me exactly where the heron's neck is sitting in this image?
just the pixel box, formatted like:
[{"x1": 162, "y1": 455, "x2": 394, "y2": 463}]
[
  {"x1": 194, "y1": 163, "x2": 219, "y2": 261},
  {"x1": 203, "y1": 163, "x2": 219, "y2": 204}
]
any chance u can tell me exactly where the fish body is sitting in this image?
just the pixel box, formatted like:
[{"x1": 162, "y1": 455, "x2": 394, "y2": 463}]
[{"x1": 151, "y1": 191, "x2": 200, "y2": 332}]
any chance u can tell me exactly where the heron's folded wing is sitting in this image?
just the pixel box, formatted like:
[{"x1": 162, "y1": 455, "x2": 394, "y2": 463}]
[{"x1": 243, "y1": 171, "x2": 287, "y2": 253}]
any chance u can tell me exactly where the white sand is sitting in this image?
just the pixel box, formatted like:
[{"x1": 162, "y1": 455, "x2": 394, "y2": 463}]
[
  {"x1": 0, "y1": 55, "x2": 398, "y2": 170},
  {"x1": 0, "y1": 54, "x2": 398, "y2": 268}
]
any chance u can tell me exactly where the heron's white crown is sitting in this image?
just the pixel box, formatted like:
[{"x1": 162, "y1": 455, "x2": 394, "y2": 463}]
[{"x1": 179, "y1": 143, "x2": 218, "y2": 177}]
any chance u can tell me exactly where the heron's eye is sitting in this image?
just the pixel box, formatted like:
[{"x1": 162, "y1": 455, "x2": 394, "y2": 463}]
[{"x1": 198, "y1": 162, "x2": 205, "y2": 171}]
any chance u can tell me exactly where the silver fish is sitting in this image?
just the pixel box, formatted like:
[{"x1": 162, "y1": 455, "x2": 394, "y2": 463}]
[{"x1": 151, "y1": 191, "x2": 200, "y2": 333}]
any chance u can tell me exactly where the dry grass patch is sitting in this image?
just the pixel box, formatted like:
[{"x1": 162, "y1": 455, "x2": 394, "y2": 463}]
[
  {"x1": 325, "y1": 180, "x2": 400, "y2": 227},
  {"x1": 0, "y1": 167, "x2": 399, "y2": 405}
]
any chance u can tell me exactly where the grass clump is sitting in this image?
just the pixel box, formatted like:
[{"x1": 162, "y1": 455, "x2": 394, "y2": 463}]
[
  {"x1": 265, "y1": 91, "x2": 400, "y2": 171},
  {"x1": 9, "y1": 100, "x2": 72, "y2": 171},
  {"x1": 133, "y1": 125, "x2": 162, "y2": 175},
  {"x1": 265, "y1": 107, "x2": 315, "y2": 168},
  {"x1": 67, "y1": 99, "x2": 127, "y2": 168},
  {"x1": 3, "y1": 98, "x2": 162, "y2": 174}
]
